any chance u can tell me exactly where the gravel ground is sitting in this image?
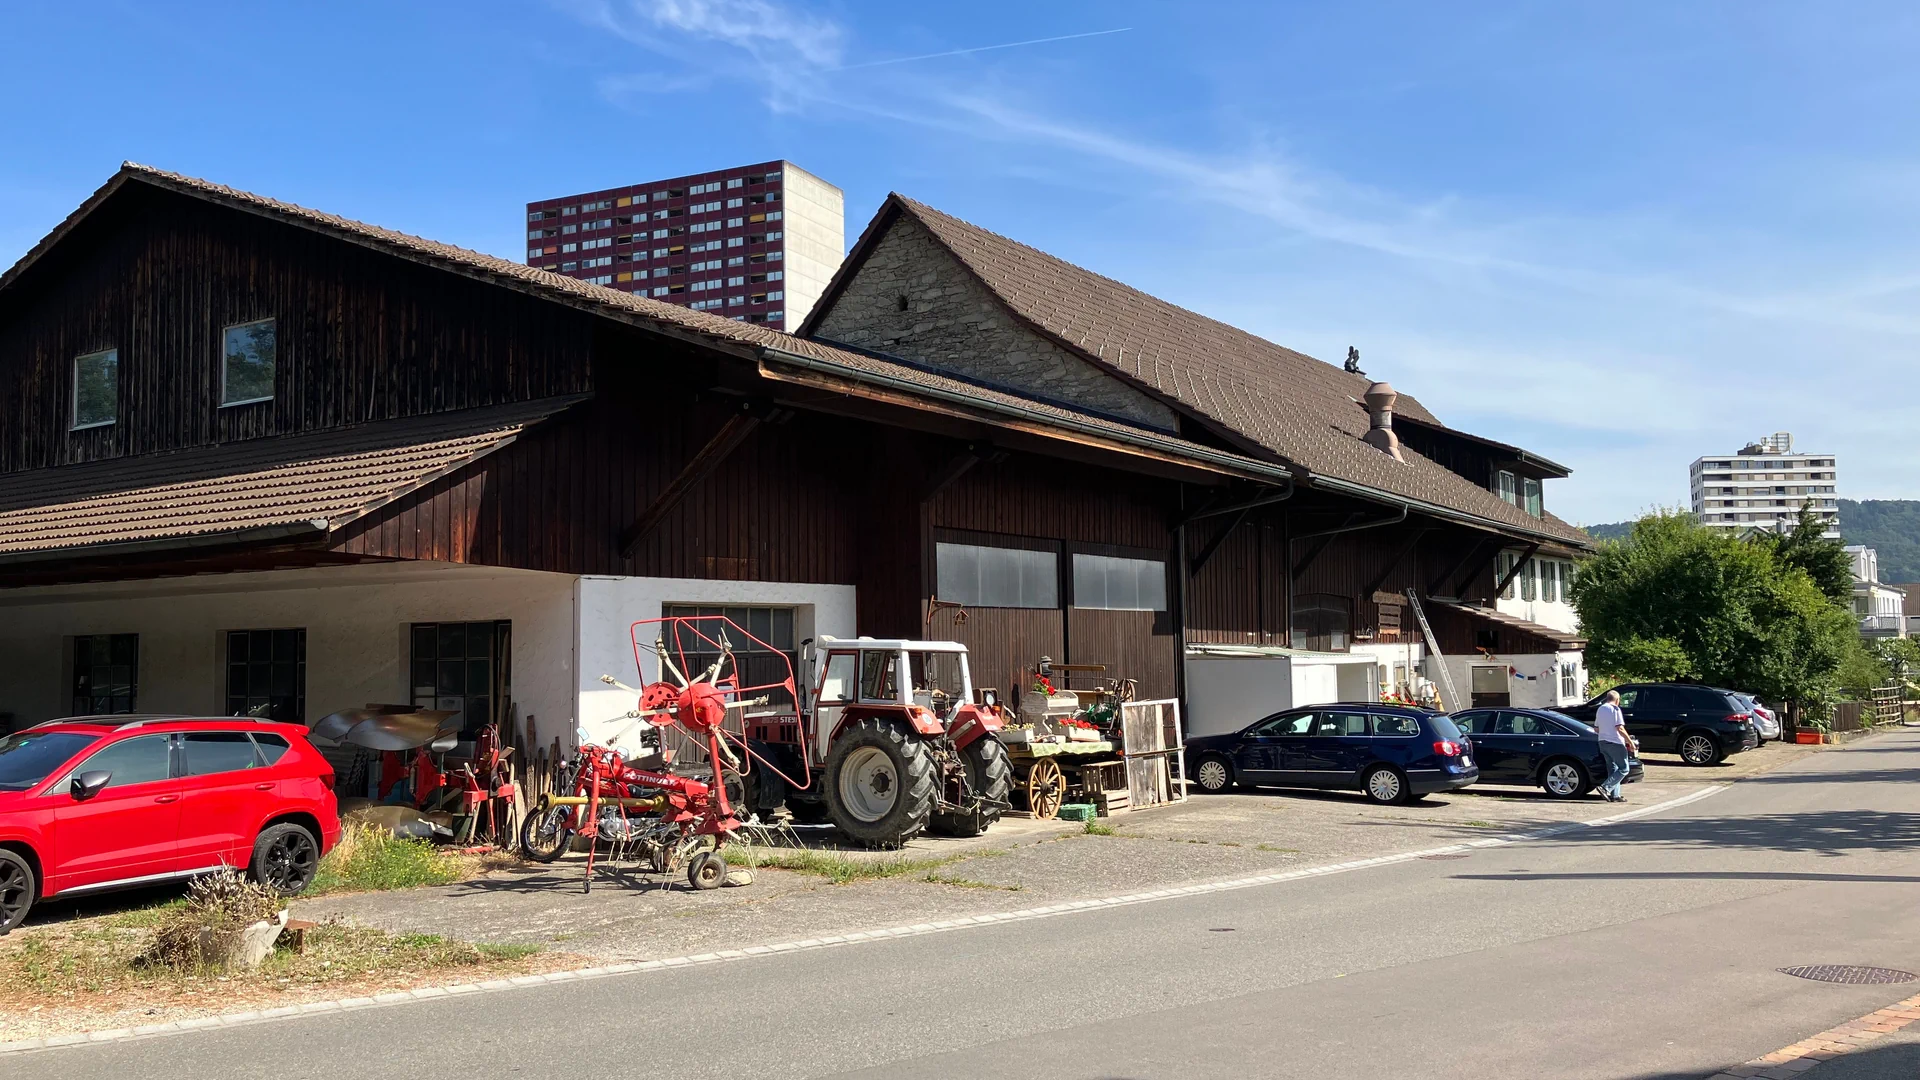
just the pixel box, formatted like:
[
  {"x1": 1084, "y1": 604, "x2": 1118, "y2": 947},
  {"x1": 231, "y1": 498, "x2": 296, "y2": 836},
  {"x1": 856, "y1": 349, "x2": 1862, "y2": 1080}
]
[{"x1": 294, "y1": 739, "x2": 1822, "y2": 960}]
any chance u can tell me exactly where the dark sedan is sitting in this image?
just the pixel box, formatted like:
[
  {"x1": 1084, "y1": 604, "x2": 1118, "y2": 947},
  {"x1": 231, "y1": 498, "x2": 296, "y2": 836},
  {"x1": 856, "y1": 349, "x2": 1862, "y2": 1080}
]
[
  {"x1": 1186, "y1": 703, "x2": 1478, "y2": 805},
  {"x1": 1449, "y1": 707, "x2": 1643, "y2": 798}
]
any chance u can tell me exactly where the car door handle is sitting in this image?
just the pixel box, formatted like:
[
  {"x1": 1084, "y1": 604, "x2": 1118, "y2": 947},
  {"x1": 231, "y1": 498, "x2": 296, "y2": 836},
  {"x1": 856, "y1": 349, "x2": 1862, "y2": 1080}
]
[
  {"x1": 254, "y1": 783, "x2": 275, "y2": 791},
  {"x1": 154, "y1": 794, "x2": 180, "y2": 804}
]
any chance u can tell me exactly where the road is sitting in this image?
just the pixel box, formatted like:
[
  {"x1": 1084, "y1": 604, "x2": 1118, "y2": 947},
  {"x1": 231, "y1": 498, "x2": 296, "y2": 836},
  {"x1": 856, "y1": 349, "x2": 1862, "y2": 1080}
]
[{"x1": 27, "y1": 731, "x2": 1920, "y2": 1080}]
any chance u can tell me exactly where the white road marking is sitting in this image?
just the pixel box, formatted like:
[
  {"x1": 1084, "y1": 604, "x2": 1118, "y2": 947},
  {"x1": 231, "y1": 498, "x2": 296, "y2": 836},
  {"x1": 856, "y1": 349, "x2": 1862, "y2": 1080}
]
[{"x1": 0, "y1": 783, "x2": 1729, "y2": 1057}]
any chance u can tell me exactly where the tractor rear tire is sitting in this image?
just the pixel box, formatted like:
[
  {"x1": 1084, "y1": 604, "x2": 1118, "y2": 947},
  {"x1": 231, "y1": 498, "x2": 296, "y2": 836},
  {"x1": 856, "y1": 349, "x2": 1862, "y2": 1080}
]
[
  {"x1": 929, "y1": 736, "x2": 1013, "y2": 838},
  {"x1": 825, "y1": 718, "x2": 936, "y2": 849}
]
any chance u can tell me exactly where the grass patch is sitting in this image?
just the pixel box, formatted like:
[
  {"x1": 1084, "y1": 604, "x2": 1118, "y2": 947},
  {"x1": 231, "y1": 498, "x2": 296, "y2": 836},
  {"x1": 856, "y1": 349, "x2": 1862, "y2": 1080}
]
[
  {"x1": 309, "y1": 824, "x2": 469, "y2": 896},
  {"x1": 922, "y1": 875, "x2": 1022, "y2": 891},
  {"x1": 1083, "y1": 821, "x2": 1117, "y2": 836},
  {"x1": 0, "y1": 916, "x2": 550, "y2": 1011},
  {"x1": 1460, "y1": 820, "x2": 1497, "y2": 828},
  {"x1": 1254, "y1": 843, "x2": 1301, "y2": 854},
  {"x1": 718, "y1": 846, "x2": 964, "y2": 885}
]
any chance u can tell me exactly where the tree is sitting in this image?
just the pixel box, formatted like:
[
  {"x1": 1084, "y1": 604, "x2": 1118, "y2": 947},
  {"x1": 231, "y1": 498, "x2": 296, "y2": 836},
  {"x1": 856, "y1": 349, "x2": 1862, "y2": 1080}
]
[
  {"x1": 1749, "y1": 505, "x2": 1852, "y2": 605},
  {"x1": 1569, "y1": 511, "x2": 1856, "y2": 713}
]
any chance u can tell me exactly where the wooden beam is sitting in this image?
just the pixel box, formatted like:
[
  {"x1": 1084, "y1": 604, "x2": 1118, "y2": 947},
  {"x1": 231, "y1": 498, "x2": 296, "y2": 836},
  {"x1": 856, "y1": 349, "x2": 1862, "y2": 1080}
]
[
  {"x1": 1290, "y1": 513, "x2": 1360, "y2": 580},
  {"x1": 617, "y1": 403, "x2": 766, "y2": 557},
  {"x1": 1188, "y1": 506, "x2": 1252, "y2": 575},
  {"x1": 1362, "y1": 526, "x2": 1432, "y2": 598},
  {"x1": 1489, "y1": 541, "x2": 1540, "y2": 597},
  {"x1": 1427, "y1": 537, "x2": 1489, "y2": 597},
  {"x1": 919, "y1": 444, "x2": 987, "y2": 502}
]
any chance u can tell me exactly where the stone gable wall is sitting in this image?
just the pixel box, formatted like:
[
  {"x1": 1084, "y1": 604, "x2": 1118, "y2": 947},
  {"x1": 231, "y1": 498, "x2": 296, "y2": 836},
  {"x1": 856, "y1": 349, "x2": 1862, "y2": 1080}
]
[{"x1": 810, "y1": 216, "x2": 1178, "y2": 431}]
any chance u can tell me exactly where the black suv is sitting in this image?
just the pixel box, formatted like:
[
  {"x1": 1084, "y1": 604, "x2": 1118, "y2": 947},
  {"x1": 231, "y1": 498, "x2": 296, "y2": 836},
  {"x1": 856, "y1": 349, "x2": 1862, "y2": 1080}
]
[{"x1": 1559, "y1": 683, "x2": 1760, "y2": 765}]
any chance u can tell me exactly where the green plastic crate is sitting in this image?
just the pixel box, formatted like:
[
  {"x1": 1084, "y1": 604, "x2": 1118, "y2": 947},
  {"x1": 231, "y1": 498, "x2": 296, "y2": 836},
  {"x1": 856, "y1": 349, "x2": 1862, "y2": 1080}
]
[{"x1": 1056, "y1": 803, "x2": 1098, "y2": 822}]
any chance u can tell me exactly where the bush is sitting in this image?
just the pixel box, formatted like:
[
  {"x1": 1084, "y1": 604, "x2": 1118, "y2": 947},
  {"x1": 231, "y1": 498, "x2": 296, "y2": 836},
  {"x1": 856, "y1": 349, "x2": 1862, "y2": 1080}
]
[
  {"x1": 310, "y1": 824, "x2": 466, "y2": 895},
  {"x1": 148, "y1": 868, "x2": 284, "y2": 970}
]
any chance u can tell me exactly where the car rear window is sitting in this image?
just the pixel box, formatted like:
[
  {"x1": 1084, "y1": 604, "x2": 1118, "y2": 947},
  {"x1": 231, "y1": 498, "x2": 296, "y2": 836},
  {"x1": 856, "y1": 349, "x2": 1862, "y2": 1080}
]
[
  {"x1": 251, "y1": 732, "x2": 291, "y2": 764},
  {"x1": 1428, "y1": 715, "x2": 1465, "y2": 741},
  {"x1": 0, "y1": 731, "x2": 99, "y2": 791},
  {"x1": 183, "y1": 731, "x2": 261, "y2": 776}
]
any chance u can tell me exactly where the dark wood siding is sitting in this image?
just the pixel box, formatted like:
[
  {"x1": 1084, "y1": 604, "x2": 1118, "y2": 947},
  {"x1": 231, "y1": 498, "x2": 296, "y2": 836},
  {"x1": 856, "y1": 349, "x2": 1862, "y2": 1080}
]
[
  {"x1": 0, "y1": 187, "x2": 593, "y2": 473},
  {"x1": 331, "y1": 395, "x2": 863, "y2": 583}
]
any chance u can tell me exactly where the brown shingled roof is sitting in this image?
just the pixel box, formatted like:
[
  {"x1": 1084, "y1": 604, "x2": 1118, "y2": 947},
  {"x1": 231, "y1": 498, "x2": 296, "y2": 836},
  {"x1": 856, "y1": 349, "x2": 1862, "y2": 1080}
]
[
  {"x1": 2, "y1": 165, "x2": 1585, "y2": 548},
  {"x1": 0, "y1": 397, "x2": 577, "y2": 558},
  {"x1": 804, "y1": 194, "x2": 1590, "y2": 547}
]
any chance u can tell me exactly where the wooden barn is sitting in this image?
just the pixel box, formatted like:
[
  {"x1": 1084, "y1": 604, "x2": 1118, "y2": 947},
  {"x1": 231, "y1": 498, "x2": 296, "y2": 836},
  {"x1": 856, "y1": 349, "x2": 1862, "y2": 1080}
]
[{"x1": 0, "y1": 165, "x2": 1591, "y2": 749}]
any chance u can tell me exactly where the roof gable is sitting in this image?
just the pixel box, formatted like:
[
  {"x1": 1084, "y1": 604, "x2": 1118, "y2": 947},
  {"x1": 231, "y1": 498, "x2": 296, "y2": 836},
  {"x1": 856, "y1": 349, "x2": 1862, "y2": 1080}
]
[{"x1": 805, "y1": 194, "x2": 1588, "y2": 547}]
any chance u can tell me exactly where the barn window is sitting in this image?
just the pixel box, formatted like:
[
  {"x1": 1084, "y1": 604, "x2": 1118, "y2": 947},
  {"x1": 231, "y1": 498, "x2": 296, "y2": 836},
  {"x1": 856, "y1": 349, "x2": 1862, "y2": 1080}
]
[
  {"x1": 936, "y1": 542, "x2": 1058, "y2": 608},
  {"x1": 1291, "y1": 595, "x2": 1352, "y2": 652},
  {"x1": 225, "y1": 628, "x2": 307, "y2": 723},
  {"x1": 72, "y1": 634, "x2": 139, "y2": 714},
  {"x1": 1071, "y1": 554, "x2": 1167, "y2": 611},
  {"x1": 221, "y1": 318, "x2": 277, "y2": 406},
  {"x1": 71, "y1": 348, "x2": 118, "y2": 429}
]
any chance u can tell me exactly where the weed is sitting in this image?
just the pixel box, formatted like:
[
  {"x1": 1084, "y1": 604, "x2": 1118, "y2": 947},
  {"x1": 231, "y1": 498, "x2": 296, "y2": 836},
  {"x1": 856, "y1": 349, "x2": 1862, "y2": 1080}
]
[
  {"x1": 1083, "y1": 821, "x2": 1117, "y2": 836},
  {"x1": 309, "y1": 824, "x2": 467, "y2": 895},
  {"x1": 1460, "y1": 820, "x2": 1496, "y2": 828},
  {"x1": 718, "y1": 845, "x2": 967, "y2": 885},
  {"x1": 922, "y1": 874, "x2": 1022, "y2": 891},
  {"x1": 1254, "y1": 843, "x2": 1301, "y2": 853}
]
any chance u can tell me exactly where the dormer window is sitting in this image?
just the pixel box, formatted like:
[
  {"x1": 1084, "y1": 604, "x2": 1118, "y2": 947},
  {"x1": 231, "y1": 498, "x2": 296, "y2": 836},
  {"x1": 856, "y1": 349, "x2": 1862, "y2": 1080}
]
[
  {"x1": 222, "y1": 319, "x2": 276, "y2": 406},
  {"x1": 72, "y1": 348, "x2": 118, "y2": 429},
  {"x1": 1523, "y1": 478, "x2": 1542, "y2": 517},
  {"x1": 1494, "y1": 469, "x2": 1517, "y2": 506}
]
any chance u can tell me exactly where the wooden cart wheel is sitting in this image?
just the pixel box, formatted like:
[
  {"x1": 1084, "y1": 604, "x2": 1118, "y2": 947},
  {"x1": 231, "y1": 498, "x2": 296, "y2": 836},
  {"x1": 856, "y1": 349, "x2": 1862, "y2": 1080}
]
[{"x1": 1027, "y1": 758, "x2": 1066, "y2": 820}]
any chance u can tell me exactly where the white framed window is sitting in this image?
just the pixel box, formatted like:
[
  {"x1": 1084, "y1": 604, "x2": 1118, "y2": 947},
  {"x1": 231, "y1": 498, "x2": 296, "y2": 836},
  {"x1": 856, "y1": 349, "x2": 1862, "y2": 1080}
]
[
  {"x1": 1523, "y1": 478, "x2": 1542, "y2": 517},
  {"x1": 1559, "y1": 662, "x2": 1579, "y2": 700},
  {"x1": 220, "y1": 319, "x2": 276, "y2": 406},
  {"x1": 1496, "y1": 551, "x2": 1517, "y2": 600},
  {"x1": 726, "y1": 237, "x2": 744, "y2": 248},
  {"x1": 1071, "y1": 553, "x2": 1167, "y2": 611},
  {"x1": 71, "y1": 348, "x2": 118, "y2": 429},
  {"x1": 1518, "y1": 558, "x2": 1537, "y2": 601},
  {"x1": 1541, "y1": 561, "x2": 1558, "y2": 603},
  {"x1": 1494, "y1": 469, "x2": 1517, "y2": 506},
  {"x1": 936, "y1": 542, "x2": 1058, "y2": 608}
]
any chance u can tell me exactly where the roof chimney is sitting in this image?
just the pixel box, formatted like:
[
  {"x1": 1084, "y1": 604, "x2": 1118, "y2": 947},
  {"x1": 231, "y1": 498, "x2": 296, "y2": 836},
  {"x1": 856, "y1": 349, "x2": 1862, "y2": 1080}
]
[{"x1": 1362, "y1": 381, "x2": 1404, "y2": 462}]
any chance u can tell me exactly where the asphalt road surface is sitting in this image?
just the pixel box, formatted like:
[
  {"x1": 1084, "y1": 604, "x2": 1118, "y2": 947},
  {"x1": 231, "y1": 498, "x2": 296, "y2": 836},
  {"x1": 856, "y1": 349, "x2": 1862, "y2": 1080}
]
[{"x1": 29, "y1": 731, "x2": 1920, "y2": 1080}]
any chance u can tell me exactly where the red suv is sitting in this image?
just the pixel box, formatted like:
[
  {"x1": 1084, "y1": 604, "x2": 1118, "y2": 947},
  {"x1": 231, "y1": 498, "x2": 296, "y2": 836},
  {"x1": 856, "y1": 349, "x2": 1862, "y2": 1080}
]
[{"x1": 0, "y1": 716, "x2": 341, "y2": 933}]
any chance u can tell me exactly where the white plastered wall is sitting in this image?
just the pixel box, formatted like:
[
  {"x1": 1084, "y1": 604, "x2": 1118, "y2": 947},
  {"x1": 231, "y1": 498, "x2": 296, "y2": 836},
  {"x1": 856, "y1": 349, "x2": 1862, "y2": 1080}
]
[
  {"x1": 1432, "y1": 650, "x2": 1586, "y2": 711},
  {"x1": 572, "y1": 575, "x2": 856, "y2": 754},
  {"x1": 0, "y1": 563, "x2": 576, "y2": 734}
]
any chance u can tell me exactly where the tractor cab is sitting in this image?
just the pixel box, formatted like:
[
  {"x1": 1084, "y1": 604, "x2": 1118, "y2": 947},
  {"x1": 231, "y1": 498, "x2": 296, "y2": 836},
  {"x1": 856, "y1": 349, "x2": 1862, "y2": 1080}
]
[{"x1": 805, "y1": 637, "x2": 976, "y2": 763}]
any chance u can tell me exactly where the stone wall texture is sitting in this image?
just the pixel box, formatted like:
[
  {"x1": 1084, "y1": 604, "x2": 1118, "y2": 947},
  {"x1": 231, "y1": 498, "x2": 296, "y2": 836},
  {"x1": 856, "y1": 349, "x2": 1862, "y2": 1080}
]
[{"x1": 811, "y1": 216, "x2": 1178, "y2": 431}]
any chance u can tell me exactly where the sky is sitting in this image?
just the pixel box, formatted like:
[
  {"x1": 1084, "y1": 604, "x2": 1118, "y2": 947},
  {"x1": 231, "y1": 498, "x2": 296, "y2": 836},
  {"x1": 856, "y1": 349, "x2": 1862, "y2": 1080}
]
[{"x1": 3, "y1": 1, "x2": 1917, "y2": 525}]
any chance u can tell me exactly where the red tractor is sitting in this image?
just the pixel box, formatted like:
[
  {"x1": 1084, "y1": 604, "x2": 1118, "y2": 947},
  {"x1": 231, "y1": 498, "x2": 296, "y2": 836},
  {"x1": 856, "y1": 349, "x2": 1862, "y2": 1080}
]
[{"x1": 739, "y1": 636, "x2": 1013, "y2": 849}]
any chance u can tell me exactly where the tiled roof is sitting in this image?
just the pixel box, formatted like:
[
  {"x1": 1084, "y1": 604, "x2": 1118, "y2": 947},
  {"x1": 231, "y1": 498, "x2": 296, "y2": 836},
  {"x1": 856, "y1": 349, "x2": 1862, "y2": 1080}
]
[
  {"x1": 0, "y1": 398, "x2": 578, "y2": 558},
  {"x1": 810, "y1": 195, "x2": 1590, "y2": 546},
  {"x1": 2, "y1": 165, "x2": 1586, "y2": 547}
]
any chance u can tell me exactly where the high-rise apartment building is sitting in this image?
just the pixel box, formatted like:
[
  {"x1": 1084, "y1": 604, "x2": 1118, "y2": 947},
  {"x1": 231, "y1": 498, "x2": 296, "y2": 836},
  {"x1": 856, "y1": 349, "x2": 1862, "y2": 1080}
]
[
  {"x1": 1688, "y1": 431, "x2": 1840, "y2": 538},
  {"x1": 524, "y1": 161, "x2": 843, "y2": 332}
]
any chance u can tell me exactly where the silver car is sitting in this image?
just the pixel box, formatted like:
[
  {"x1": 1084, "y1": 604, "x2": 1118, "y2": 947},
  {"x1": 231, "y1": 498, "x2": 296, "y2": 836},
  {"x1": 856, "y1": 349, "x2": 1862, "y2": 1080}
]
[{"x1": 1736, "y1": 694, "x2": 1781, "y2": 743}]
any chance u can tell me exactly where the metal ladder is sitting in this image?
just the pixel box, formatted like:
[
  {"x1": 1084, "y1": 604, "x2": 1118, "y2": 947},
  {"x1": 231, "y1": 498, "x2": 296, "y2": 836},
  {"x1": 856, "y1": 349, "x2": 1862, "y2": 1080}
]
[{"x1": 1404, "y1": 589, "x2": 1461, "y2": 711}]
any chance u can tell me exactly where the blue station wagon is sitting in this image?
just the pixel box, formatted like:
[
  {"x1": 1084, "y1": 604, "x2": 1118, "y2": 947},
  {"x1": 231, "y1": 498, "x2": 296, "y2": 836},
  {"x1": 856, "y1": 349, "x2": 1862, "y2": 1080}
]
[{"x1": 1186, "y1": 703, "x2": 1478, "y2": 805}]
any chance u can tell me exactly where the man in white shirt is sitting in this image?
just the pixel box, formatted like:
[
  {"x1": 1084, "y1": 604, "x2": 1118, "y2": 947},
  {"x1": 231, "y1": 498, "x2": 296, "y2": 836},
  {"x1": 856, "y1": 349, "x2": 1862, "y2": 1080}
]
[{"x1": 1594, "y1": 690, "x2": 1634, "y2": 802}]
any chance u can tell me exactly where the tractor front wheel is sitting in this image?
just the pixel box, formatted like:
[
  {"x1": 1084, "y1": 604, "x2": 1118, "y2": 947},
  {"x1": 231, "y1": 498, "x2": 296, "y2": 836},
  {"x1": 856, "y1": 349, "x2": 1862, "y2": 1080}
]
[
  {"x1": 825, "y1": 718, "x2": 936, "y2": 849},
  {"x1": 929, "y1": 735, "x2": 1013, "y2": 838}
]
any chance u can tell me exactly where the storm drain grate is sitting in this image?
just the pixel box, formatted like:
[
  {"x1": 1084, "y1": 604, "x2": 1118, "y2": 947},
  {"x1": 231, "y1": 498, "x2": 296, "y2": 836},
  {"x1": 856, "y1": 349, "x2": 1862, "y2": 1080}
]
[
  {"x1": 1778, "y1": 966, "x2": 1918, "y2": 985},
  {"x1": 1419, "y1": 854, "x2": 1470, "y2": 861}
]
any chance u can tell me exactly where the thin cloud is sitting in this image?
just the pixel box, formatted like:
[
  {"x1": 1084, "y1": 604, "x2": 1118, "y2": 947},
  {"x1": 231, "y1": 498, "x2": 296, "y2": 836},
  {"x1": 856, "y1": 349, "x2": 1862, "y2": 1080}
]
[{"x1": 831, "y1": 28, "x2": 1133, "y2": 71}]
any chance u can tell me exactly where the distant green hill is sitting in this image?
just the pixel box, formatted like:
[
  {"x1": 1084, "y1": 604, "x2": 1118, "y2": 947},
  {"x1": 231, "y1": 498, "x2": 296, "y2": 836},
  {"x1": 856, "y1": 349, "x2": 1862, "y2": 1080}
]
[
  {"x1": 1840, "y1": 499, "x2": 1920, "y2": 583},
  {"x1": 1581, "y1": 501, "x2": 1919, "y2": 582}
]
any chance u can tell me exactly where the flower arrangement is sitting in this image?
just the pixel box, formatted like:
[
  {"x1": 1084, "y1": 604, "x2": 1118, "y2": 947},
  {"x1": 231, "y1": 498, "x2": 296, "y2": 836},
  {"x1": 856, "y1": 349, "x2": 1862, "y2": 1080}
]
[{"x1": 1032, "y1": 674, "x2": 1060, "y2": 698}]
